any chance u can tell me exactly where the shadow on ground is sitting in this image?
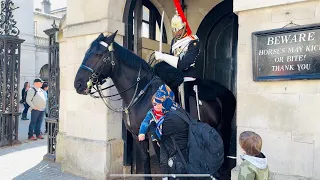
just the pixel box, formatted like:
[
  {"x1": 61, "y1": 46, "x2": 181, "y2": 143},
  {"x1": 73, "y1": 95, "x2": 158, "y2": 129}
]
[{"x1": 0, "y1": 139, "x2": 47, "y2": 157}]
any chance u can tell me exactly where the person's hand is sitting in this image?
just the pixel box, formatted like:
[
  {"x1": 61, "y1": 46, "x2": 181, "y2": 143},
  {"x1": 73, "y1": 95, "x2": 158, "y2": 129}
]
[
  {"x1": 34, "y1": 107, "x2": 39, "y2": 111},
  {"x1": 154, "y1": 51, "x2": 163, "y2": 61},
  {"x1": 138, "y1": 134, "x2": 145, "y2": 141}
]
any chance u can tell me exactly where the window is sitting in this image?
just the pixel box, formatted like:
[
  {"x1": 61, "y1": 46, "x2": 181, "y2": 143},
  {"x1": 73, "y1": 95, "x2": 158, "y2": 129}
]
[
  {"x1": 142, "y1": 22, "x2": 149, "y2": 38},
  {"x1": 34, "y1": 21, "x2": 37, "y2": 36},
  {"x1": 142, "y1": 6, "x2": 149, "y2": 38},
  {"x1": 132, "y1": 3, "x2": 167, "y2": 43}
]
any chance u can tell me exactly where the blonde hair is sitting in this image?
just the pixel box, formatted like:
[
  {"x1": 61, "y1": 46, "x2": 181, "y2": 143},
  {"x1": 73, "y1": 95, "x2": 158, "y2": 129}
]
[{"x1": 239, "y1": 131, "x2": 262, "y2": 156}]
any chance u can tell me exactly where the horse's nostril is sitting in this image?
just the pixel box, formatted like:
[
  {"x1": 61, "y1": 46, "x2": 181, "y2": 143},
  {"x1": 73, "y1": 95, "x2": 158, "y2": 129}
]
[{"x1": 77, "y1": 83, "x2": 82, "y2": 89}]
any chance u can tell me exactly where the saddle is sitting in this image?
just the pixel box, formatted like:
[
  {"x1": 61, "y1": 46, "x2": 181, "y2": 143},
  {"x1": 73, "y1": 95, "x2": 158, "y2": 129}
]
[{"x1": 153, "y1": 61, "x2": 231, "y2": 102}]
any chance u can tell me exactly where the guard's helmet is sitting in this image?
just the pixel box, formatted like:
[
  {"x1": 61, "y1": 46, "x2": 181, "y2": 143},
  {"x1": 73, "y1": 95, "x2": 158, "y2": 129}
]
[{"x1": 171, "y1": 11, "x2": 186, "y2": 39}]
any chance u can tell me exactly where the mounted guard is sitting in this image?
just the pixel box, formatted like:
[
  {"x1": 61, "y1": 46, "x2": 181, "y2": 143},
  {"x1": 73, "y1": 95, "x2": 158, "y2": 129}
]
[{"x1": 154, "y1": 0, "x2": 201, "y2": 118}]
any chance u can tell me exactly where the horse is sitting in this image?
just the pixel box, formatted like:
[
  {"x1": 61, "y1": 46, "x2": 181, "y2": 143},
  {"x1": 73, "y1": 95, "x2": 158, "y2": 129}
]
[{"x1": 74, "y1": 31, "x2": 236, "y2": 179}]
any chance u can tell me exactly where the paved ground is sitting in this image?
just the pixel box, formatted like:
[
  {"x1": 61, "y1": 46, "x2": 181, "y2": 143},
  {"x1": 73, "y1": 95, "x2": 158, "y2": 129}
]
[
  {"x1": 0, "y1": 105, "x2": 86, "y2": 180},
  {"x1": 0, "y1": 139, "x2": 87, "y2": 180},
  {"x1": 0, "y1": 105, "x2": 164, "y2": 180}
]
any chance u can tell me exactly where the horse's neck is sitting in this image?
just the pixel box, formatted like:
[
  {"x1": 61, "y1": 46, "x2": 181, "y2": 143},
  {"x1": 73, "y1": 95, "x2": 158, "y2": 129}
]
[
  {"x1": 108, "y1": 43, "x2": 152, "y2": 106},
  {"x1": 111, "y1": 64, "x2": 150, "y2": 106}
]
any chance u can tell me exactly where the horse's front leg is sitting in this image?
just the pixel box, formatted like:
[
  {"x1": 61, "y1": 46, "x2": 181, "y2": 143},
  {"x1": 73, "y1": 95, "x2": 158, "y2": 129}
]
[{"x1": 139, "y1": 139, "x2": 152, "y2": 180}]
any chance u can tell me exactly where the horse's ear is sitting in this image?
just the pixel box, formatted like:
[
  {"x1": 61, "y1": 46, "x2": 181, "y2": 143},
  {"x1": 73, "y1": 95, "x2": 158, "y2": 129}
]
[
  {"x1": 109, "y1": 30, "x2": 118, "y2": 42},
  {"x1": 98, "y1": 33, "x2": 104, "y2": 38}
]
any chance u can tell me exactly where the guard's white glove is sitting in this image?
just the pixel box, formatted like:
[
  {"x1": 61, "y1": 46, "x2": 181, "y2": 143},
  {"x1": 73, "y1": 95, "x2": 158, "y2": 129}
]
[
  {"x1": 154, "y1": 51, "x2": 163, "y2": 61},
  {"x1": 154, "y1": 51, "x2": 179, "y2": 68}
]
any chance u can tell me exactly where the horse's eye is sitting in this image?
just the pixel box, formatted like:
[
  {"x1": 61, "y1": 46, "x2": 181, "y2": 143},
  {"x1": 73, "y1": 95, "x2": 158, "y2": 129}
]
[{"x1": 96, "y1": 54, "x2": 103, "y2": 58}]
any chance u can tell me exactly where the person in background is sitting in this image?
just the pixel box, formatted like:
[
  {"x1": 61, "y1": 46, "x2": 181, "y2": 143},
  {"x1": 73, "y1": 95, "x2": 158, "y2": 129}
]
[
  {"x1": 21, "y1": 82, "x2": 30, "y2": 120},
  {"x1": 238, "y1": 131, "x2": 269, "y2": 180},
  {"x1": 41, "y1": 82, "x2": 49, "y2": 134},
  {"x1": 26, "y1": 78, "x2": 46, "y2": 140}
]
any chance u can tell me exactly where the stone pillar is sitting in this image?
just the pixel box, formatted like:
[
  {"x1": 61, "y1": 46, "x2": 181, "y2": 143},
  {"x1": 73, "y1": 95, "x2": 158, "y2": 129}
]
[{"x1": 56, "y1": 0, "x2": 126, "y2": 179}]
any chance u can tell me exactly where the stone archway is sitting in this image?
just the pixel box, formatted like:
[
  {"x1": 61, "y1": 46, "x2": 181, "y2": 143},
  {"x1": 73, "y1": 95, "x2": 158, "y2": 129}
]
[{"x1": 39, "y1": 64, "x2": 49, "y2": 82}]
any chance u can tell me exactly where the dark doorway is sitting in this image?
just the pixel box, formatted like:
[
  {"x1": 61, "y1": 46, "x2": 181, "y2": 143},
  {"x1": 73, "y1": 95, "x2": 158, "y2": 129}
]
[
  {"x1": 196, "y1": 0, "x2": 238, "y2": 163},
  {"x1": 122, "y1": 0, "x2": 168, "y2": 174},
  {"x1": 123, "y1": 0, "x2": 238, "y2": 175}
]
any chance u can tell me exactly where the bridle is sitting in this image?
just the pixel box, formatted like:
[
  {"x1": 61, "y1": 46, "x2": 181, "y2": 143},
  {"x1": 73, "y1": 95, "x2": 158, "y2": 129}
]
[
  {"x1": 80, "y1": 41, "x2": 115, "y2": 88},
  {"x1": 80, "y1": 41, "x2": 155, "y2": 114}
]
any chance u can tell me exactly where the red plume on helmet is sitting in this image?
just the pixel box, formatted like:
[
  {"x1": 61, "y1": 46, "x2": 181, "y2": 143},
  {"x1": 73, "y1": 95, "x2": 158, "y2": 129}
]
[{"x1": 173, "y1": 0, "x2": 192, "y2": 36}]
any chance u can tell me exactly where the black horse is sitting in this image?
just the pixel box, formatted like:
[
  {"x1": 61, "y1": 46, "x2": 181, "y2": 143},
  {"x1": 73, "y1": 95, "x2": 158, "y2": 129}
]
[{"x1": 74, "y1": 31, "x2": 236, "y2": 179}]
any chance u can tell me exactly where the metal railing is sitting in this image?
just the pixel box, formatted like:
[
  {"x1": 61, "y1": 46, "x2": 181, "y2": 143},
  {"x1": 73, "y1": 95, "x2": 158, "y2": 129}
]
[
  {"x1": 0, "y1": 113, "x2": 20, "y2": 147},
  {"x1": 43, "y1": 21, "x2": 60, "y2": 161},
  {"x1": 0, "y1": 35, "x2": 24, "y2": 147},
  {"x1": 43, "y1": 117, "x2": 58, "y2": 161}
]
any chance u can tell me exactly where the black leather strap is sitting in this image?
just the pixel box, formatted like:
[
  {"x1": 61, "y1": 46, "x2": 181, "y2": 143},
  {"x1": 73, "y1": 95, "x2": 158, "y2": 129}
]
[{"x1": 170, "y1": 136, "x2": 188, "y2": 169}]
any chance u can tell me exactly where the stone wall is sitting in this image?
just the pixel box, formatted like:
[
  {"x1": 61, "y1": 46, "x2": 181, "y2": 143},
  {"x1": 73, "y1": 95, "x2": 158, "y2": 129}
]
[
  {"x1": 234, "y1": 0, "x2": 320, "y2": 179},
  {"x1": 56, "y1": 0, "x2": 126, "y2": 179},
  {"x1": 34, "y1": 13, "x2": 62, "y2": 38},
  {"x1": 14, "y1": 0, "x2": 37, "y2": 95},
  {"x1": 185, "y1": 0, "x2": 222, "y2": 33}
]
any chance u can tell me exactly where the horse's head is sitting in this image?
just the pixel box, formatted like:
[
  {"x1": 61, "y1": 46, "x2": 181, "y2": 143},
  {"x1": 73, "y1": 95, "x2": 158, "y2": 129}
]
[{"x1": 74, "y1": 31, "x2": 118, "y2": 95}]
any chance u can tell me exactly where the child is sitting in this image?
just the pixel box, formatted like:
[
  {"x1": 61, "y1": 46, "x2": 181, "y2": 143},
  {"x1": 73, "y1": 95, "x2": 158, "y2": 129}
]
[
  {"x1": 138, "y1": 84, "x2": 176, "y2": 143},
  {"x1": 238, "y1": 131, "x2": 269, "y2": 180},
  {"x1": 138, "y1": 94, "x2": 164, "y2": 142}
]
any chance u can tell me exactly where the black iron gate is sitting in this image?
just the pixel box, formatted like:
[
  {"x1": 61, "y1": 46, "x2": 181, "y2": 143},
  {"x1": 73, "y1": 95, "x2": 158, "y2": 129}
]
[
  {"x1": 43, "y1": 21, "x2": 59, "y2": 161},
  {"x1": 0, "y1": 0, "x2": 24, "y2": 147}
]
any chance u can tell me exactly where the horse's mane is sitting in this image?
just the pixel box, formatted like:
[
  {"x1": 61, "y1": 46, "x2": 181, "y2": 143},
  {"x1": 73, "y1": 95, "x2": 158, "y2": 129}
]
[{"x1": 113, "y1": 42, "x2": 152, "y2": 72}]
